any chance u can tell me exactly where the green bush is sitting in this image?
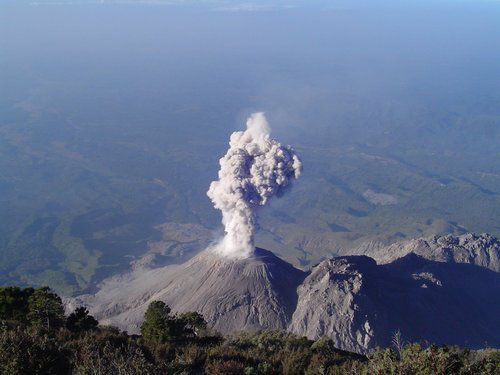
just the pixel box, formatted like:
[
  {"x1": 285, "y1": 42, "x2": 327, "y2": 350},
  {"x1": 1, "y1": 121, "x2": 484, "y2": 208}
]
[
  {"x1": 0, "y1": 287, "x2": 498, "y2": 375},
  {"x1": 366, "y1": 343, "x2": 500, "y2": 375},
  {"x1": 66, "y1": 307, "x2": 98, "y2": 333},
  {"x1": 0, "y1": 326, "x2": 70, "y2": 375}
]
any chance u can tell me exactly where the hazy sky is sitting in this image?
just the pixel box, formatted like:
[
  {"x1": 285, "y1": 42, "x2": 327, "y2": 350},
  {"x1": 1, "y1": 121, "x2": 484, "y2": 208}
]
[{"x1": 1, "y1": 0, "x2": 500, "y2": 292}]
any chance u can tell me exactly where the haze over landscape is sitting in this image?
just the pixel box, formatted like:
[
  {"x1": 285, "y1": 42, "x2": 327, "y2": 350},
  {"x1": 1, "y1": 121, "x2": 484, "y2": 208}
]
[{"x1": 1, "y1": 0, "x2": 499, "y2": 305}]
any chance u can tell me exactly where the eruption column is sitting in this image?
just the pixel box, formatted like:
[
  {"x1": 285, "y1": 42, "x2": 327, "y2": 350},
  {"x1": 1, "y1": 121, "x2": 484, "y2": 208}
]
[{"x1": 207, "y1": 112, "x2": 302, "y2": 258}]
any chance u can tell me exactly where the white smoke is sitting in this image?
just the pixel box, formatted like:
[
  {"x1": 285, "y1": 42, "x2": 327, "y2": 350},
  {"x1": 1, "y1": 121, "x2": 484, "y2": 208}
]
[{"x1": 207, "y1": 112, "x2": 302, "y2": 258}]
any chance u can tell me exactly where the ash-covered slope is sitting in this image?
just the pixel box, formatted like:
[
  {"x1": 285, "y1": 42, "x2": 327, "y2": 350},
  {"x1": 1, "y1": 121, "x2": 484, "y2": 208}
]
[
  {"x1": 350, "y1": 233, "x2": 499, "y2": 272},
  {"x1": 289, "y1": 253, "x2": 500, "y2": 352},
  {"x1": 73, "y1": 247, "x2": 307, "y2": 334}
]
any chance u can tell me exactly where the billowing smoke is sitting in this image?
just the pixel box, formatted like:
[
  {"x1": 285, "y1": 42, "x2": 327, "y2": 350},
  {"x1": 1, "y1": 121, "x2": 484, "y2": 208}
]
[{"x1": 207, "y1": 112, "x2": 302, "y2": 258}]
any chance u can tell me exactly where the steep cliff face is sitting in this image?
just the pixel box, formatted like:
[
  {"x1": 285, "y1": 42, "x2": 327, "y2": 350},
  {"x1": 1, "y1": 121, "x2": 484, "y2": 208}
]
[
  {"x1": 71, "y1": 233, "x2": 500, "y2": 353},
  {"x1": 350, "y1": 233, "x2": 500, "y2": 272}
]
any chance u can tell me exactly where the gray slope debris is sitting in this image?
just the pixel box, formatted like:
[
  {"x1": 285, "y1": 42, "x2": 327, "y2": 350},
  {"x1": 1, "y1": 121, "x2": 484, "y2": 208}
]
[
  {"x1": 71, "y1": 233, "x2": 500, "y2": 353},
  {"x1": 350, "y1": 233, "x2": 499, "y2": 272},
  {"x1": 72, "y1": 247, "x2": 307, "y2": 335}
]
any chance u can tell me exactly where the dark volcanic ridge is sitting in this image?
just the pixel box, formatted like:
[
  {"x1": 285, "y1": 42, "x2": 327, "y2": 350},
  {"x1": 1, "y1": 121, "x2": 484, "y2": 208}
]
[{"x1": 69, "y1": 233, "x2": 500, "y2": 353}]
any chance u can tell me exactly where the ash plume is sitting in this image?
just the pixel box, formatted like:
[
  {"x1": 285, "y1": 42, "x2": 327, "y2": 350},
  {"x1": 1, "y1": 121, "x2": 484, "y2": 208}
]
[{"x1": 207, "y1": 112, "x2": 302, "y2": 258}]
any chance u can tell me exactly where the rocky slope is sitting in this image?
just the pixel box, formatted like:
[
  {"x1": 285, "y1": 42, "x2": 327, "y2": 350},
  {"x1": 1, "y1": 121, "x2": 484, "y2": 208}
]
[
  {"x1": 71, "y1": 233, "x2": 500, "y2": 353},
  {"x1": 289, "y1": 253, "x2": 500, "y2": 352},
  {"x1": 289, "y1": 256, "x2": 379, "y2": 353}
]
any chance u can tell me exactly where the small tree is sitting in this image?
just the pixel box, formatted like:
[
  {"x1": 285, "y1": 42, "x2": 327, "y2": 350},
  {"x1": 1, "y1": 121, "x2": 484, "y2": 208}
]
[
  {"x1": 66, "y1": 306, "x2": 98, "y2": 332},
  {"x1": 141, "y1": 301, "x2": 209, "y2": 344},
  {"x1": 0, "y1": 286, "x2": 35, "y2": 324},
  {"x1": 27, "y1": 287, "x2": 65, "y2": 330},
  {"x1": 141, "y1": 301, "x2": 172, "y2": 343},
  {"x1": 177, "y1": 311, "x2": 207, "y2": 337}
]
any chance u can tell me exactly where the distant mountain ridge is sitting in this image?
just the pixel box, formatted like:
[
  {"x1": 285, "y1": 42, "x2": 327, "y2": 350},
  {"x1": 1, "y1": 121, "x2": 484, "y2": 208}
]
[
  {"x1": 350, "y1": 233, "x2": 499, "y2": 272},
  {"x1": 69, "y1": 233, "x2": 500, "y2": 353}
]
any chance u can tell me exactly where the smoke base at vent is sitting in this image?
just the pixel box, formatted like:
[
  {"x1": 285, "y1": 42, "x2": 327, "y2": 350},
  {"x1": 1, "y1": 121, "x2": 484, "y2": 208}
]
[{"x1": 207, "y1": 112, "x2": 302, "y2": 258}]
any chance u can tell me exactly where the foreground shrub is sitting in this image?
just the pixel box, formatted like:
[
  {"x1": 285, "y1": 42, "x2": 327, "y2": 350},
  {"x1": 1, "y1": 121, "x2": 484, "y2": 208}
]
[
  {"x1": 205, "y1": 359, "x2": 246, "y2": 375},
  {"x1": 70, "y1": 328, "x2": 157, "y2": 375},
  {"x1": 0, "y1": 326, "x2": 69, "y2": 375},
  {"x1": 1, "y1": 287, "x2": 498, "y2": 374},
  {"x1": 367, "y1": 343, "x2": 500, "y2": 375}
]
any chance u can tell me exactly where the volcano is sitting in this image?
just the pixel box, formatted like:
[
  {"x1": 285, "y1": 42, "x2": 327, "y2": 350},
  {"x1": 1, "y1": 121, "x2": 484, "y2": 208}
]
[
  {"x1": 73, "y1": 247, "x2": 307, "y2": 335},
  {"x1": 70, "y1": 233, "x2": 500, "y2": 353}
]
